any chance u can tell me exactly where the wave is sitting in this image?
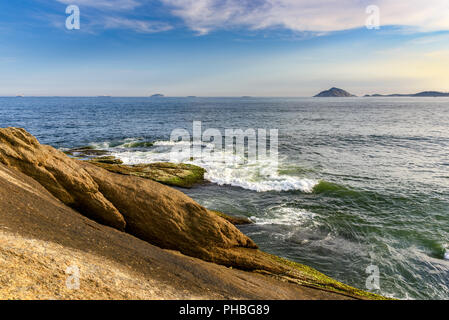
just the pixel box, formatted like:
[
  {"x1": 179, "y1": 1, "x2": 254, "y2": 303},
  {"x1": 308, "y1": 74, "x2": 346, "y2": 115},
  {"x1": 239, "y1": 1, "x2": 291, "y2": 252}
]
[
  {"x1": 251, "y1": 207, "x2": 317, "y2": 226},
  {"x1": 89, "y1": 138, "x2": 153, "y2": 149},
  {"x1": 104, "y1": 138, "x2": 319, "y2": 193},
  {"x1": 312, "y1": 180, "x2": 360, "y2": 196}
]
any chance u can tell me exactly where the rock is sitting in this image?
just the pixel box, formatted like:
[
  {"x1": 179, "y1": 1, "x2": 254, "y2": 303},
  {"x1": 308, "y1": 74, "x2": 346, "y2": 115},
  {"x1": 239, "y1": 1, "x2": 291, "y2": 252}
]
[
  {"x1": 0, "y1": 128, "x2": 385, "y2": 300},
  {"x1": 88, "y1": 156, "x2": 123, "y2": 165},
  {"x1": 0, "y1": 127, "x2": 256, "y2": 264},
  {"x1": 80, "y1": 162, "x2": 257, "y2": 261},
  {"x1": 63, "y1": 146, "x2": 109, "y2": 157},
  {"x1": 314, "y1": 87, "x2": 356, "y2": 97},
  {"x1": 86, "y1": 161, "x2": 205, "y2": 188},
  {"x1": 0, "y1": 162, "x2": 355, "y2": 300},
  {"x1": 210, "y1": 210, "x2": 253, "y2": 225},
  {"x1": 0, "y1": 128, "x2": 126, "y2": 230}
]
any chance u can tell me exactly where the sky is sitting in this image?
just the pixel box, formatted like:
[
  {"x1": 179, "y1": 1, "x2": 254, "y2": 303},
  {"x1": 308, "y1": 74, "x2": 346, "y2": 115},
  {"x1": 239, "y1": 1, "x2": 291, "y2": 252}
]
[{"x1": 1, "y1": 0, "x2": 449, "y2": 96}]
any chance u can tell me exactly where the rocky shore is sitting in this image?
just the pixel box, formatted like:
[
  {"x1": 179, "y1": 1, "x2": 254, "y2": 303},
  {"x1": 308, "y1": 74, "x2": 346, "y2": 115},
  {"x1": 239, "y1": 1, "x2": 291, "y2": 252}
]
[{"x1": 0, "y1": 128, "x2": 385, "y2": 300}]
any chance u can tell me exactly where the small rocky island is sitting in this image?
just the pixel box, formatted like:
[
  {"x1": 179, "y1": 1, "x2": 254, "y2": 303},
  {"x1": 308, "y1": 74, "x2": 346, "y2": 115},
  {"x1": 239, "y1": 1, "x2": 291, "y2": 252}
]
[
  {"x1": 314, "y1": 87, "x2": 356, "y2": 97},
  {"x1": 150, "y1": 93, "x2": 165, "y2": 97}
]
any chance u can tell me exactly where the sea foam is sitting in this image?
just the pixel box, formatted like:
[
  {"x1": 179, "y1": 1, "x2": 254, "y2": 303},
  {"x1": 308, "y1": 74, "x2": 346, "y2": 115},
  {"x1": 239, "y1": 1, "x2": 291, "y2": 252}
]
[{"x1": 107, "y1": 139, "x2": 319, "y2": 193}]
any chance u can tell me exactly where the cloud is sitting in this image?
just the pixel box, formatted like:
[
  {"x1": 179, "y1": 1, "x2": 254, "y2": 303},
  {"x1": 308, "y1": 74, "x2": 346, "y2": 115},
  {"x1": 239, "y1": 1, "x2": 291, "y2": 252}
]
[
  {"x1": 160, "y1": 0, "x2": 449, "y2": 34},
  {"x1": 102, "y1": 17, "x2": 172, "y2": 33},
  {"x1": 54, "y1": 0, "x2": 171, "y2": 33},
  {"x1": 56, "y1": 0, "x2": 141, "y2": 10},
  {"x1": 53, "y1": 0, "x2": 449, "y2": 35}
]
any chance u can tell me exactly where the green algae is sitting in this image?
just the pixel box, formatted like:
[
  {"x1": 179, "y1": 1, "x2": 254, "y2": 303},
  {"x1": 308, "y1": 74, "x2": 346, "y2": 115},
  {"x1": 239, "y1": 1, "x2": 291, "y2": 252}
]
[{"x1": 267, "y1": 254, "x2": 391, "y2": 300}]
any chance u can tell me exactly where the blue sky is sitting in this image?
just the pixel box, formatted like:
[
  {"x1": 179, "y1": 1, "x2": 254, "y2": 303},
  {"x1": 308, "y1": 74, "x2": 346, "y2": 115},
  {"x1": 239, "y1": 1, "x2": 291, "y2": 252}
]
[{"x1": 1, "y1": 0, "x2": 449, "y2": 96}]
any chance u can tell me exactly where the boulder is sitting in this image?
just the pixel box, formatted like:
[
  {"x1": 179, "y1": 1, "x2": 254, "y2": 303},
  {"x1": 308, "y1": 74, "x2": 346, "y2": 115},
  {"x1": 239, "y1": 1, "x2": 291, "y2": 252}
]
[
  {"x1": 80, "y1": 162, "x2": 257, "y2": 261},
  {"x1": 0, "y1": 128, "x2": 126, "y2": 230}
]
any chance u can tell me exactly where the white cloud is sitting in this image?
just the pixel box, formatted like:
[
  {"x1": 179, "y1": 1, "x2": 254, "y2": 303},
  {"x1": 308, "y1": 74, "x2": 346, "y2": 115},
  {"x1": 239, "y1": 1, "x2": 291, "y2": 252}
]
[
  {"x1": 56, "y1": 0, "x2": 141, "y2": 10},
  {"x1": 161, "y1": 0, "x2": 449, "y2": 34},
  {"x1": 54, "y1": 0, "x2": 449, "y2": 35}
]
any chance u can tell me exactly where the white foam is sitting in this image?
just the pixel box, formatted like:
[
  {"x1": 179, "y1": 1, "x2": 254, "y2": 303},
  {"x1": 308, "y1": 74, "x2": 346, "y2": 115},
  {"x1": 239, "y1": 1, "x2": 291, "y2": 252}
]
[
  {"x1": 89, "y1": 137, "x2": 144, "y2": 149},
  {"x1": 444, "y1": 251, "x2": 449, "y2": 261},
  {"x1": 106, "y1": 139, "x2": 319, "y2": 193},
  {"x1": 252, "y1": 207, "x2": 316, "y2": 226}
]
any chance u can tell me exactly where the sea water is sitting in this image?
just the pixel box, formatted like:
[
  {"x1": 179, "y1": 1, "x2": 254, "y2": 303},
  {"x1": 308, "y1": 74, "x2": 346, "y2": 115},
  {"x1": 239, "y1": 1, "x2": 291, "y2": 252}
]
[{"x1": 1, "y1": 96, "x2": 448, "y2": 299}]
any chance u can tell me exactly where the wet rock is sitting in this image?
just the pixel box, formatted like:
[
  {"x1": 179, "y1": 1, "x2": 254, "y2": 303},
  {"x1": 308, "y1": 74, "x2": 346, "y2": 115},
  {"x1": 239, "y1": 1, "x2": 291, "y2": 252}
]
[{"x1": 86, "y1": 161, "x2": 205, "y2": 188}]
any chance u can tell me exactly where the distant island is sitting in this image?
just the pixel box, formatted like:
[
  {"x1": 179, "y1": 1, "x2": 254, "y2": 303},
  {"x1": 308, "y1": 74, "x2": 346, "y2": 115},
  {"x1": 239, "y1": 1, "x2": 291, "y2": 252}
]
[
  {"x1": 364, "y1": 91, "x2": 449, "y2": 97},
  {"x1": 314, "y1": 87, "x2": 356, "y2": 97},
  {"x1": 150, "y1": 94, "x2": 165, "y2": 97},
  {"x1": 314, "y1": 88, "x2": 449, "y2": 98}
]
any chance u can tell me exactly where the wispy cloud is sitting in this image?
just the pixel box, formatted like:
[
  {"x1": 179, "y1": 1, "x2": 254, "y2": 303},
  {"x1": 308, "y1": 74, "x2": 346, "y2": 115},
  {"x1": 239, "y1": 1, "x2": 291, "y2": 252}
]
[
  {"x1": 102, "y1": 17, "x2": 172, "y2": 33},
  {"x1": 52, "y1": 0, "x2": 449, "y2": 35},
  {"x1": 54, "y1": 0, "x2": 171, "y2": 33},
  {"x1": 161, "y1": 0, "x2": 449, "y2": 35},
  {"x1": 55, "y1": 0, "x2": 142, "y2": 10}
]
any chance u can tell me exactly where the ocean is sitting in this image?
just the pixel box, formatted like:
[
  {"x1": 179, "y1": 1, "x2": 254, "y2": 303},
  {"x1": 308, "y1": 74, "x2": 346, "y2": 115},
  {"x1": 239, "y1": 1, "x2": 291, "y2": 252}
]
[{"x1": 1, "y1": 96, "x2": 448, "y2": 299}]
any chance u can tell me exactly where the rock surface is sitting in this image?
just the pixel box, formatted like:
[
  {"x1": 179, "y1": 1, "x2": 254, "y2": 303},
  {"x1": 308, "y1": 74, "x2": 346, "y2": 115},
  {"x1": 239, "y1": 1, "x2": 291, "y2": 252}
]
[
  {"x1": 87, "y1": 161, "x2": 205, "y2": 188},
  {"x1": 80, "y1": 161, "x2": 257, "y2": 261},
  {"x1": 0, "y1": 128, "x2": 126, "y2": 230}
]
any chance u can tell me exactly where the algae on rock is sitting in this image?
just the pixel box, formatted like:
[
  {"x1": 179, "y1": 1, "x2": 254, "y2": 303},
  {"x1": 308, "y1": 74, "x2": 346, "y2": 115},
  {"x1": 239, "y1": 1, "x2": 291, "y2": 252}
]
[{"x1": 86, "y1": 161, "x2": 206, "y2": 188}]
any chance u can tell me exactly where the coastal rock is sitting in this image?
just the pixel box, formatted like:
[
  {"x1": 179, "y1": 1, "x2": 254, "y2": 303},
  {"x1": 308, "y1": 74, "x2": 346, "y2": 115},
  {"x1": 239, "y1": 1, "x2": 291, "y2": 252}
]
[
  {"x1": 86, "y1": 161, "x2": 205, "y2": 188},
  {"x1": 0, "y1": 128, "x2": 384, "y2": 300},
  {"x1": 80, "y1": 162, "x2": 257, "y2": 260},
  {"x1": 63, "y1": 146, "x2": 110, "y2": 157},
  {"x1": 210, "y1": 210, "x2": 253, "y2": 225},
  {"x1": 314, "y1": 87, "x2": 356, "y2": 97},
  {"x1": 0, "y1": 128, "x2": 126, "y2": 230},
  {"x1": 0, "y1": 162, "x2": 358, "y2": 300},
  {"x1": 89, "y1": 156, "x2": 124, "y2": 165},
  {"x1": 0, "y1": 128, "x2": 256, "y2": 262}
]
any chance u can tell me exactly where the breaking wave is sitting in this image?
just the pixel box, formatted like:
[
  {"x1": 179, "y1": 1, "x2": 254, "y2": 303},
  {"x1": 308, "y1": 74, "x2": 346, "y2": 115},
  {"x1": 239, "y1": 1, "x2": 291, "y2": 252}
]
[{"x1": 97, "y1": 138, "x2": 319, "y2": 193}]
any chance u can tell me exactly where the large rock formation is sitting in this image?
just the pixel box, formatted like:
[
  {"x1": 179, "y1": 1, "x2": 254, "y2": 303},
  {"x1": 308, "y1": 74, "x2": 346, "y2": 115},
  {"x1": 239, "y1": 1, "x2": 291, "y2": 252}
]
[
  {"x1": 80, "y1": 161, "x2": 257, "y2": 261},
  {"x1": 0, "y1": 128, "x2": 126, "y2": 230},
  {"x1": 0, "y1": 161, "x2": 352, "y2": 300},
  {"x1": 0, "y1": 127, "x2": 384, "y2": 299},
  {"x1": 0, "y1": 128, "x2": 256, "y2": 264}
]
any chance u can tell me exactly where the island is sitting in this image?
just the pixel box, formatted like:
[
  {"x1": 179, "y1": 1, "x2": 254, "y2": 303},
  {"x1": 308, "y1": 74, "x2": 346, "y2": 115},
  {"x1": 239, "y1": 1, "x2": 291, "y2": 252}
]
[
  {"x1": 364, "y1": 91, "x2": 449, "y2": 97},
  {"x1": 314, "y1": 87, "x2": 356, "y2": 97},
  {"x1": 150, "y1": 93, "x2": 165, "y2": 97}
]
